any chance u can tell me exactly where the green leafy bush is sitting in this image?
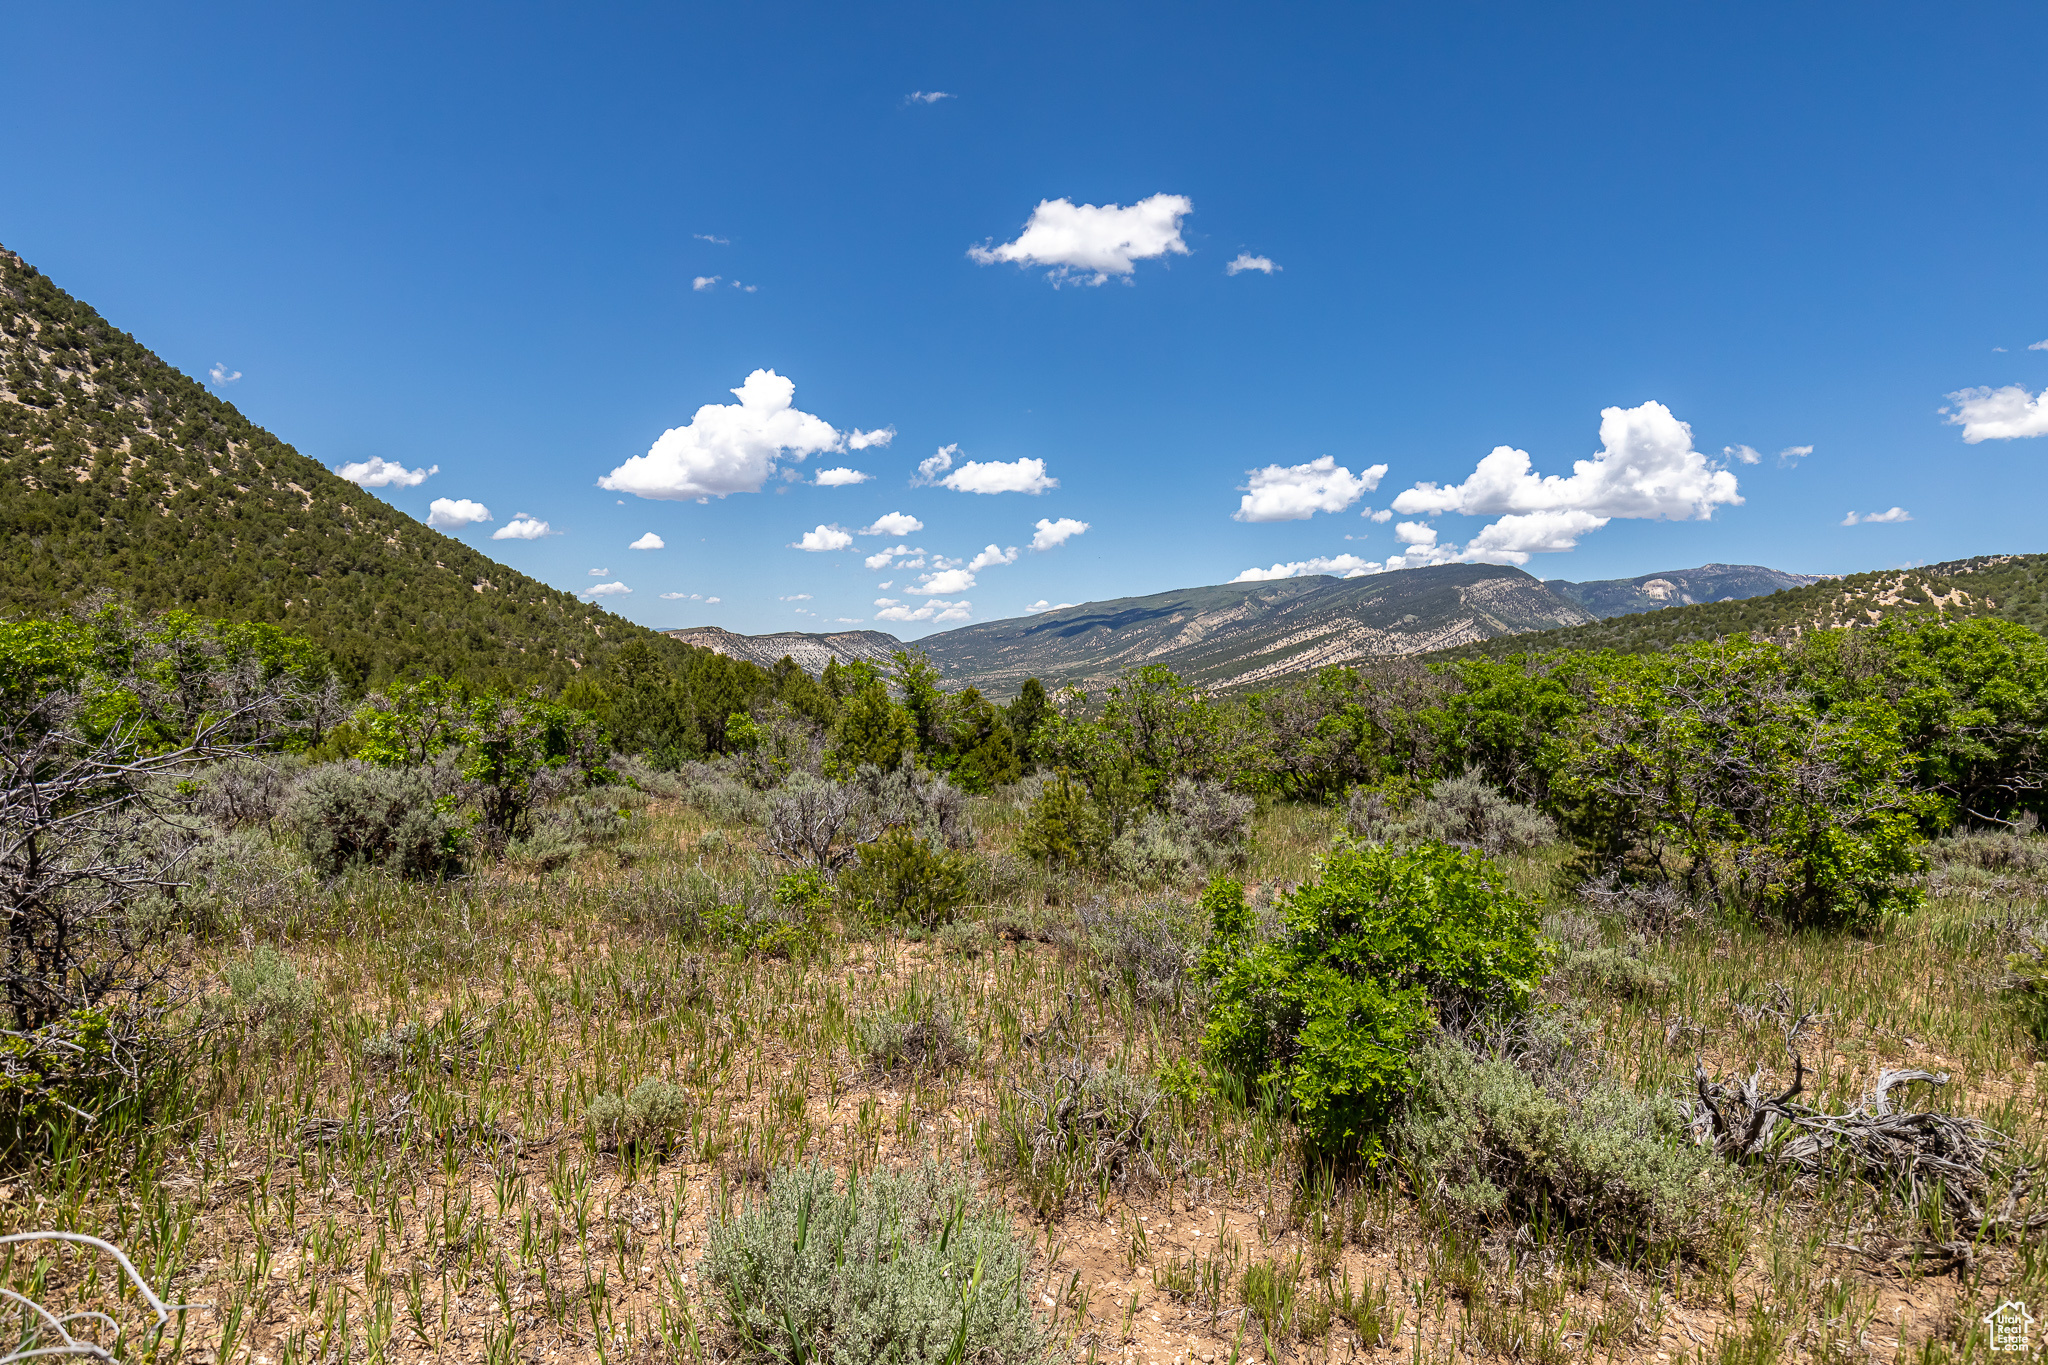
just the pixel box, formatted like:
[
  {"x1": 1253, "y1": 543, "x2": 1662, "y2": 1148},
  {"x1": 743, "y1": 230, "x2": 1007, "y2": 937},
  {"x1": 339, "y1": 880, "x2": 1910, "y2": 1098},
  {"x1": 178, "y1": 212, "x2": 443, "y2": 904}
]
[
  {"x1": 290, "y1": 761, "x2": 465, "y2": 879},
  {"x1": 839, "y1": 828, "x2": 969, "y2": 929},
  {"x1": 214, "y1": 945, "x2": 322, "y2": 1049},
  {"x1": 1013, "y1": 771, "x2": 1109, "y2": 869},
  {"x1": 1202, "y1": 841, "x2": 1549, "y2": 1158},
  {"x1": 702, "y1": 1162, "x2": 1049, "y2": 1365},
  {"x1": 585, "y1": 1079, "x2": 691, "y2": 1152},
  {"x1": 1390, "y1": 1034, "x2": 1730, "y2": 1261}
]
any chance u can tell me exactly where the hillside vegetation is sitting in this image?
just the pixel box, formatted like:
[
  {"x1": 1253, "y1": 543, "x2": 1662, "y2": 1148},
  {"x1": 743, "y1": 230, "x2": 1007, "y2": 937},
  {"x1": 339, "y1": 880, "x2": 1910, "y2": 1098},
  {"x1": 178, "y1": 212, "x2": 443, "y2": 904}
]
[
  {"x1": 4, "y1": 600, "x2": 2043, "y2": 1364},
  {"x1": 1446, "y1": 553, "x2": 2048, "y2": 660},
  {"x1": 0, "y1": 244, "x2": 705, "y2": 691}
]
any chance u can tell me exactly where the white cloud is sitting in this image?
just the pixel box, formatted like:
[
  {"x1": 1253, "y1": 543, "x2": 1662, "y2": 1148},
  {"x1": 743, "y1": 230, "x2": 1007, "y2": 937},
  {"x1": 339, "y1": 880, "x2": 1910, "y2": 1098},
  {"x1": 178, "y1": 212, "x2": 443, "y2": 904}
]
[
  {"x1": 2030, "y1": 339, "x2": 2048, "y2": 351},
  {"x1": 918, "y1": 445, "x2": 958, "y2": 481},
  {"x1": 1780, "y1": 445, "x2": 1813, "y2": 465},
  {"x1": 1842, "y1": 507, "x2": 1912, "y2": 525},
  {"x1": 709, "y1": 596, "x2": 720, "y2": 603},
  {"x1": 875, "y1": 597, "x2": 971, "y2": 623},
  {"x1": 427, "y1": 498, "x2": 492, "y2": 529},
  {"x1": 1225, "y1": 253, "x2": 1278, "y2": 276},
  {"x1": 335, "y1": 456, "x2": 438, "y2": 488},
  {"x1": 847, "y1": 426, "x2": 895, "y2": 450},
  {"x1": 492, "y1": 516, "x2": 552, "y2": 540},
  {"x1": 208, "y1": 363, "x2": 241, "y2": 386},
  {"x1": 694, "y1": 233, "x2": 729, "y2": 245},
  {"x1": 791, "y1": 524, "x2": 854, "y2": 552},
  {"x1": 1025, "y1": 600, "x2": 1076, "y2": 613},
  {"x1": 1394, "y1": 521, "x2": 1437, "y2": 546},
  {"x1": 779, "y1": 593, "x2": 813, "y2": 601},
  {"x1": 692, "y1": 276, "x2": 721, "y2": 291},
  {"x1": 659, "y1": 591, "x2": 708, "y2": 600},
  {"x1": 588, "y1": 567, "x2": 611, "y2": 576},
  {"x1": 599, "y1": 370, "x2": 857, "y2": 500},
  {"x1": 629, "y1": 532, "x2": 665, "y2": 550},
  {"x1": 1030, "y1": 517, "x2": 1090, "y2": 551},
  {"x1": 908, "y1": 567, "x2": 977, "y2": 595},
  {"x1": 814, "y1": 467, "x2": 872, "y2": 486},
  {"x1": 865, "y1": 544, "x2": 925, "y2": 571},
  {"x1": 908, "y1": 90, "x2": 954, "y2": 104},
  {"x1": 1232, "y1": 554, "x2": 1383, "y2": 582},
  {"x1": 967, "y1": 543, "x2": 1019, "y2": 571},
  {"x1": 861, "y1": 511, "x2": 925, "y2": 536},
  {"x1": 732, "y1": 281, "x2": 758, "y2": 293},
  {"x1": 939, "y1": 456, "x2": 1057, "y2": 495},
  {"x1": 1365, "y1": 508, "x2": 1393, "y2": 523},
  {"x1": 585, "y1": 581, "x2": 632, "y2": 597},
  {"x1": 1724, "y1": 444, "x2": 1762, "y2": 465},
  {"x1": 1944, "y1": 384, "x2": 2048, "y2": 442},
  {"x1": 968, "y1": 194, "x2": 1193, "y2": 286},
  {"x1": 1235, "y1": 456, "x2": 1386, "y2": 522},
  {"x1": 1384, "y1": 400, "x2": 1740, "y2": 564}
]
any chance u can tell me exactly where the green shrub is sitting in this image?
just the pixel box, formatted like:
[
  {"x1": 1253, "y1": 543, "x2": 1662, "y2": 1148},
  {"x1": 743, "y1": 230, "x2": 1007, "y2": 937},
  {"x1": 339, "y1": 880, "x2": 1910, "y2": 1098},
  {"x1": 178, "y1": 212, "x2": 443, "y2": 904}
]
[
  {"x1": 855, "y1": 993, "x2": 971, "y2": 1076},
  {"x1": 290, "y1": 761, "x2": 465, "y2": 879},
  {"x1": 585, "y1": 1078, "x2": 692, "y2": 1152},
  {"x1": 1391, "y1": 1035, "x2": 1729, "y2": 1261},
  {"x1": 1014, "y1": 771, "x2": 1109, "y2": 869},
  {"x1": 1202, "y1": 841, "x2": 1549, "y2": 1158},
  {"x1": 702, "y1": 1162, "x2": 1049, "y2": 1365},
  {"x1": 839, "y1": 828, "x2": 969, "y2": 929},
  {"x1": 215, "y1": 945, "x2": 322, "y2": 1049}
]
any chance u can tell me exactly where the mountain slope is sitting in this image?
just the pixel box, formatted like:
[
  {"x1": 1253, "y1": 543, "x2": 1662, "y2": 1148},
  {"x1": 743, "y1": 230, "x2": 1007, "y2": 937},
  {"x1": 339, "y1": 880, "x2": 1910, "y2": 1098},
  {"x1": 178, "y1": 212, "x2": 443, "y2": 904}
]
[
  {"x1": 916, "y1": 564, "x2": 1594, "y2": 695},
  {"x1": 1445, "y1": 554, "x2": 2048, "y2": 660},
  {"x1": 663, "y1": 626, "x2": 903, "y2": 674},
  {"x1": 0, "y1": 244, "x2": 690, "y2": 689},
  {"x1": 1546, "y1": 563, "x2": 1826, "y2": 619}
]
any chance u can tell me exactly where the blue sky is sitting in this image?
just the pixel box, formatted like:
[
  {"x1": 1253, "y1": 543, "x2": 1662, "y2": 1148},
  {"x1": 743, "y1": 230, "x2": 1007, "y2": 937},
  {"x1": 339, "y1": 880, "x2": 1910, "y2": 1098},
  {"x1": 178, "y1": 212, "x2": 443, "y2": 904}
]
[{"x1": 5, "y1": 2, "x2": 2045, "y2": 637}]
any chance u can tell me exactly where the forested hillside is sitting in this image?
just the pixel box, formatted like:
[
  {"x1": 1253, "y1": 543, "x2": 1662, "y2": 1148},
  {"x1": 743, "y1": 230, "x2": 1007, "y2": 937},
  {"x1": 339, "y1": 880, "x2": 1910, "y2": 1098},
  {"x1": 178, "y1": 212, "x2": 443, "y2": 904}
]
[
  {"x1": 0, "y1": 245, "x2": 700, "y2": 691},
  {"x1": 1445, "y1": 553, "x2": 2048, "y2": 660}
]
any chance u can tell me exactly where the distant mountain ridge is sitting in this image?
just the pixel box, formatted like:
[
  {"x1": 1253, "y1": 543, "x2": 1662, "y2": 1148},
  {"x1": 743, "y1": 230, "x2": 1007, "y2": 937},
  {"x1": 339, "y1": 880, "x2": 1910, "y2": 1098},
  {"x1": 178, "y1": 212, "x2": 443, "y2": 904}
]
[
  {"x1": 662, "y1": 626, "x2": 902, "y2": 674},
  {"x1": 1545, "y1": 563, "x2": 1826, "y2": 618}
]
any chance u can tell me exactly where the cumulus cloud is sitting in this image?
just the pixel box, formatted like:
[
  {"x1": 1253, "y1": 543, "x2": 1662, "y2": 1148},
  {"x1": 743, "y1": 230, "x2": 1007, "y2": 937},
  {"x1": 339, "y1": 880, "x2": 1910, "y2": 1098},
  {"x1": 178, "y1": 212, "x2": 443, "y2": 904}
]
[
  {"x1": 847, "y1": 426, "x2": 895, "y2": 450},
  {"x1": 968, "y1": 194, "x2": 1192, "y2": 286},
  {"x1": 2031, "y1": 339, "x2": 2048, "y2": 351},
  {"x1": 779, "y1": 593, "x2": 813, "y2": 601},
  {"x1": 865, "y1": 544, "x2": 925, "y2": 571},
  {"x1": 629, "y1": 532, "x2": 665, "y2": 550},
  {"x1": 1030, "y1": 517, "x2": 1089, "y2": 551},
  {"x1": 1944, "y1": 384, "x2": 2048, "y2": 442},
  {"x1": 585, "y1": 582, "x2": 631, "y2": 597},
  {"x1": 814, "y1": 467, "x2": 872, "y2": 486},
  {"x1": 492, "y1": 516, "x2": 552, "y2": 540},
  {"x1": 660, "y1": 591, "x2": 707, "y2": 600},
  {"x1": 1025, "y1": 600, "x2": 1077, "y2": 613},
  {"x1": 1365, "y1": 508, "x2": 1393, "y2": 523},
  {"x1": 1235, "y1": 456, "x2": 1386, "y2": 522},
  {"x1": 335, "y1": 456, "x2": 438, "y2": 488},
  {"x1": 588, "y1": 568, "x2": 610, "y2": 577},
  {"x1": 1780, "y1": 445, "x2": 1814, "y2": 465},
  {"x1": 1383, "y1": 400, "x2": 1740, "y2": 564},
  {"x1": 1225, "y1": 253, "x2": 1278, "y2": 276},
  {"x1": 907, "y1": 91, "x2": 954, "y2": 104},
  {"x1": 692, "y1": 276, "x2": 721, "y2": 291},
  {"x1": 934, "y1": 456, "x2": 1056, "y2": 495},
  {"x1": 908, "y1": 567, "x2": 977, "y2": 596},
  {"x1": 917, "y1": 445, "x2": 958, "y2": 481},
  {"x1": 1724, "y1": 444, "x2": 1763, "y2": 465},
  {"x1": 427, "y1": 498, "x2": 492, "y2": 530},
  {"x1": 1843, "y1": 508, "x2": 1912, "y2": 525},
  {"x1": 861, "y1": 511, "x2": 925, "y2": 536},
  {"x1": 874, "y1": 597, "x2": 971, "y2": 623},
  {"x1": 599, "y1": 370, "x2": 868, "y2": 500},
  {"x1": 790, "y1": 524, "x2": 854, "y2": 552},
  {"x1": 208, "y1": 363, "x2": 241, "y2": 386},
  {"x1": 968, "y1": 544, "x2": 1019, "y2": 571},
  {"x1": 1232, "y1": 554, "x2": 1383, "y2": 582}
]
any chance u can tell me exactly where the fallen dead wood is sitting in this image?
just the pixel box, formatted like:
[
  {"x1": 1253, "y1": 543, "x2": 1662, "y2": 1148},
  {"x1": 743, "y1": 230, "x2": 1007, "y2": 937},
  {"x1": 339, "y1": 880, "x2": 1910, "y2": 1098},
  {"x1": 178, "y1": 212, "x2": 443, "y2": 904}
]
[{"x1": 1684, "y1": 1055, "x2": 2047, "y2": 1245}]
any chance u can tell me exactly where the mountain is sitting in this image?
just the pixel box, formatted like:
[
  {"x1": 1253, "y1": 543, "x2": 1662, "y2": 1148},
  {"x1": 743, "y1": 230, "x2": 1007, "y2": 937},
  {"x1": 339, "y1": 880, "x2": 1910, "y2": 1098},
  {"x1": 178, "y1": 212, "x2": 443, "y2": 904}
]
[
  {"x1": 1446, "y1": 554, "x2": 2048, "y2": 660},
  {"x1": 0, "y1": 244, "x2": 705, "y2": 690},
  {"x1": 664, "y1": 626, "x2": 903, "y2": 674},
  {"x1": 1545, "y1": 563, "x2": 1826, "y2": 619},
  {"x1": 913, "y1": 563, "x2": 1594, "y2": 695}
]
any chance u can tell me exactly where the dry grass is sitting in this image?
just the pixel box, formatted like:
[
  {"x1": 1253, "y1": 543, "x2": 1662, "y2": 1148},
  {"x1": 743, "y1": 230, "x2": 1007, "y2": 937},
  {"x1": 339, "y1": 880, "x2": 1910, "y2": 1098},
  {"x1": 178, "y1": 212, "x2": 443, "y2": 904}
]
[{"x1": 3, "y1": 796, "x2": 2043, "y2": 1365}]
